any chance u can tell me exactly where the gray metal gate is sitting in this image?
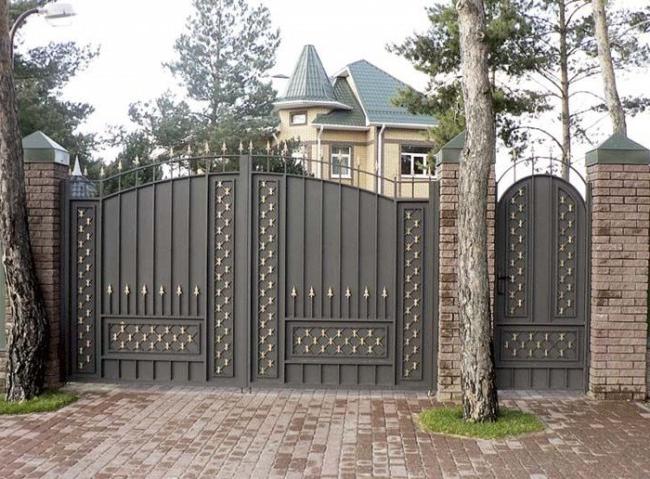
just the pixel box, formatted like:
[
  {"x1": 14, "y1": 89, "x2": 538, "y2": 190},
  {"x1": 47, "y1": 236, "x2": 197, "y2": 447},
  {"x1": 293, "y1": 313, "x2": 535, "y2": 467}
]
[
  {"x1": 495, "y1": 174, "x2": 588, "y2": 390},
  {"x1": 63, "y1": 154, "x2": 438, "y2": 389}
]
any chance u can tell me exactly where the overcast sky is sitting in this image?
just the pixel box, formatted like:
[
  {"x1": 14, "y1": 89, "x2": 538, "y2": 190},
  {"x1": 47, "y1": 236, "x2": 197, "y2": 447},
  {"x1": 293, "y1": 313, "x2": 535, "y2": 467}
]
[{"x1": 16, "y1": 0, "x2": 650, "y2": 170}]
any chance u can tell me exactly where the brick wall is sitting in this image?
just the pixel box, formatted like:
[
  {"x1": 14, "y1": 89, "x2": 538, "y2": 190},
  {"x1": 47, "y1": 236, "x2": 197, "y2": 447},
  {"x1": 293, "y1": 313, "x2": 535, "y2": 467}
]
[
  {"x1": 647, "y1": 341, "x2": 650, "y2": 398},
  {"x1": 0, "y1": 162, "x2": 67, "y2": 392},
  {"x1": 436, "y1": 162, "x2": 495, "y2": 401},
  {"x1": 588, "y1": 163, "x2": 649, "y2": 400}
]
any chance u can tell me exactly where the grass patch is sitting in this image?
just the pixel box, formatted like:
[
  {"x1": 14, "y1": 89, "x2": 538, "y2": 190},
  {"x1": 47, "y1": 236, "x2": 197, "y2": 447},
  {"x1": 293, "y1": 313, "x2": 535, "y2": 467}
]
[
  {"x1": 0, "y1": 391, "x2": 78, "y2": 415},
  {"x1": 419, "y1": 406, "x2": 544, "y2": 440}
]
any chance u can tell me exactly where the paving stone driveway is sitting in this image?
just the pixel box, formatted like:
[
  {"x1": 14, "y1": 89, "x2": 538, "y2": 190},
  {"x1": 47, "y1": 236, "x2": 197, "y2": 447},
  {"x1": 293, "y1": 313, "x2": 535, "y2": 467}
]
[{"x1": 0, "y1": 384, "x2": 649, "y2": 478}]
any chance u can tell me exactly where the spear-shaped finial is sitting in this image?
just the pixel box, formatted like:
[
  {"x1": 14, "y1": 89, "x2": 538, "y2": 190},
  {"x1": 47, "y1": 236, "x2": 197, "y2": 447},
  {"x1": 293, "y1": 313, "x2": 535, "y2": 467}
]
[
  {"x1": 266, "y1": 140, "x2": 271, "y2": 154},
  {"x1": 71, "y1": 156, "x2": 83, "y2": 176},
  {"x1": 249, "y1": 140, "x2": 254, "y2": 154},
  {"x1": 117, "y1": 160, "x2": 123, "y2": 171},
  {"x1": 134, "y1": 155, "x2": 140, "y2": 166},
  {"x1": 187, "y1": 144, "x2": 192, "y2": 156},
  {"x1": 282, "y1": 141, "x2": 289, "y2": 155},
  {"x1": 204, "y1": 140, "x2": 210, "y2": 154},
  {"x1": 169, "y1": 146, "x2": 174, "y2": 158},
  {"x1": 221, "y1": 142, "x2": 227, "y2": 154},
  {"x1": 238, "y1": 141, "x2": 244, "y2": 154},
  {"x1": 100, "y1": 165, "x2": 105, "y2": 177}
]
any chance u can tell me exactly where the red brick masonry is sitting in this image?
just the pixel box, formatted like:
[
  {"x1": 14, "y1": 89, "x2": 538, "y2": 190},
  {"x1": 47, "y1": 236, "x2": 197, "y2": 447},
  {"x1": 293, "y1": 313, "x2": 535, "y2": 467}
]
[{"x1": 588, "y1": 163, "x2": 650, "y2": 400}]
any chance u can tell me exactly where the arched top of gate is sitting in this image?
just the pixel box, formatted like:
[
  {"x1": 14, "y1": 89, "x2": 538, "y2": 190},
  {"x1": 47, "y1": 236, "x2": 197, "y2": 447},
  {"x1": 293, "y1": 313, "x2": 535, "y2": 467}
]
[
  {"x1": 496, "y1": 157, "x2": 588, "y2": 201},
  {"x1": 70, "y1": 153, "x2": 436, "y2": 201}
]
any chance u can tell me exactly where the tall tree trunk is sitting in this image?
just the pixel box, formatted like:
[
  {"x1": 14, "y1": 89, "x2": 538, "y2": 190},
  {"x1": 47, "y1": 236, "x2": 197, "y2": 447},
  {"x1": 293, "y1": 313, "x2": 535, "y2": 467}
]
[
  {"x1": 455, "y1": 0, "x2": 498, "y2": 423},
  {"x1": 558, "y1": 0, "x2": 572, "y2": 179},
  {"x1": 0, "y1": 2, "x2": 49, "y2": 401},
  {"x1": 592, "y1": 0, "x2": 627, "y2": 135}
]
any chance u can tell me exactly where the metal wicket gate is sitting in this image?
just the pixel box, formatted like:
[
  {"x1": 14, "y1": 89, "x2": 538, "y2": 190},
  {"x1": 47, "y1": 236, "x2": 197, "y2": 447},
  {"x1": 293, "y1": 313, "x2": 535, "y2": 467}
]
[{"x1": 495, "y1": 166, "x2": 589, "y2": 390}]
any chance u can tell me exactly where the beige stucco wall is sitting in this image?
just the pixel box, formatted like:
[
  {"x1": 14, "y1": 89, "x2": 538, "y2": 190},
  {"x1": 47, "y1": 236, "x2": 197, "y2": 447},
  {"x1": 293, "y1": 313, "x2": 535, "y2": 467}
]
[
  {"x1": 275, "y1": 114, "x2": 434, "y2": 197},
  {"x1": 277, "y1": 108, "x2": 332, "y2": 143}
]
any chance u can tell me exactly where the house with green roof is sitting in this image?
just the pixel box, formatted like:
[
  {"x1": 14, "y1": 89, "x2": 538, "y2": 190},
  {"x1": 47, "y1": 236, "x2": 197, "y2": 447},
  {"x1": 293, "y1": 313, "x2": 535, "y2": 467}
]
[{"x1": 275, "y1": 45, "x2": 437, "y2": 196}]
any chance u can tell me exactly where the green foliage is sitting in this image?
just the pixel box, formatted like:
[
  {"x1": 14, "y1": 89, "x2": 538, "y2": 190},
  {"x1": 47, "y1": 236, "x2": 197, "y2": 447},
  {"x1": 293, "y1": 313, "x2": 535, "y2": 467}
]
[
  {"x1": 389, "y1": 0, "x2": 551, "y2": 154},
  {"x1": 0, "y1": 390, "x2": 77, "y2": 415},
  {"x1": 419, "y1": 406, "x2": 544, "y2": 439},
  {"x1": 391, "y1": 0, "x2": 650, "y2": 158},
  {"x1": 11, "y1": 0, "x2": 99, "y2": 161},
  {"x1": 109, "y1": 0, "x2": 281, "y2": 174},
  {"x1": 517, "y1": 1, "x2": 650, "y2": 145}
]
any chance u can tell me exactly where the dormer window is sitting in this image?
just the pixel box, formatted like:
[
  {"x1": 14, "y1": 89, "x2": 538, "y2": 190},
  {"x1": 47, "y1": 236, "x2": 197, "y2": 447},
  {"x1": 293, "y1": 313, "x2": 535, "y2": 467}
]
[{"x1": 290, "y1": 111, "x2": 307, "y2": 125}]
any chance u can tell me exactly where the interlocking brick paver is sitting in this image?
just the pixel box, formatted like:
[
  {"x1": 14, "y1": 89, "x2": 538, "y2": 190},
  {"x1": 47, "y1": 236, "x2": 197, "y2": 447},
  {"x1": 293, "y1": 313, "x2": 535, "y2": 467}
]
[{"x1": 0, "y1": 384, "x2": 649, "y2": 478}]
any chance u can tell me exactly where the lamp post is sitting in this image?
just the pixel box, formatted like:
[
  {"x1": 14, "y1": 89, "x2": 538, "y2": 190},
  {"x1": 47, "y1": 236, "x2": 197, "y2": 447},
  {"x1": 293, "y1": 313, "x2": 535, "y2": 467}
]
[{"x1": 10, "y1": 2, "x2": 76, "y2": 61}]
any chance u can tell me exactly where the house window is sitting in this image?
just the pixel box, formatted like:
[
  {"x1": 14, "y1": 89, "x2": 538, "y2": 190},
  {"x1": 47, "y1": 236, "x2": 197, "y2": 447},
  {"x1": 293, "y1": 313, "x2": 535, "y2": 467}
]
[
  {"x1": 290, "y1": 111, "x2": 307, "y2": 125},
  {"x1": 400, "y1": 146, "x2": 431, "y2": 177},
  {"x1": 331, "y1": 146, "x2": 352, "y2": 178}
]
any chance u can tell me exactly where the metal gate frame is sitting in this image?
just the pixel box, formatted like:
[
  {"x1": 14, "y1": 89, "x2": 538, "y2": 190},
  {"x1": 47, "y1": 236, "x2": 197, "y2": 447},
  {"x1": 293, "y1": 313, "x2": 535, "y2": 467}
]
[
  {"x1": 61, "y1": 153, "x2": 439, "y2": 390},
  {"x1": 494, "y1": 162, "x2": 591, "y2": 391}
]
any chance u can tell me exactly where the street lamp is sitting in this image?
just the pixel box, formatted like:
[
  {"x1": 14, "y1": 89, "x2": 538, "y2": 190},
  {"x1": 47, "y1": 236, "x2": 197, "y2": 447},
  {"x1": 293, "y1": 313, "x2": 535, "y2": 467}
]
[{"x1": 10, "y1": 2, "x2": 76, "y2": 60}]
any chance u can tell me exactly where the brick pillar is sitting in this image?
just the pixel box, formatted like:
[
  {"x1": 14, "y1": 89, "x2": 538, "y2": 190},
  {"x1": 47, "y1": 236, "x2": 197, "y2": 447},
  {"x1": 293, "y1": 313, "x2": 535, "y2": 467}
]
[
  {"x1": 0, "y1": 132, "x2": 69, "y2": 392},
  {"x1": 435, "y1": 132, "x2": 496, "y2": 401},
  {"x1": 586, "y1": 134, "x2": 650, "y2": 400},
  {"x1": 436, "y1": 159, "x2": 461, "y2": 400}
]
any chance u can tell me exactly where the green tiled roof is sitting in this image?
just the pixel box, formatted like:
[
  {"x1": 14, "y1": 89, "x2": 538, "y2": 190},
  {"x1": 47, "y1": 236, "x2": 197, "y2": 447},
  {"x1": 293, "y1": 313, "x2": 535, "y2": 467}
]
[
  {"x1": 276, "y1": 46, "x2": 437, "y2": 128},
  {"x1": 312, "y1": 78, "x2": 367, "y2": 127},
  {"x1": 346, "y1": 60, "x2": 437, "y2": 127},
  {"x1": 278, "y1": 45, "x2": 343, "y2": 105}
]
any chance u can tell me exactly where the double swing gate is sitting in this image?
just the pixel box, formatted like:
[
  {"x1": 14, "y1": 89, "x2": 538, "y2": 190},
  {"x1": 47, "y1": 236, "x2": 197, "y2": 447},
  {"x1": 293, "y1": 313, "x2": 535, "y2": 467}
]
[{"x1": 63, "y1": 154, "x2": 438, "y2": 389}]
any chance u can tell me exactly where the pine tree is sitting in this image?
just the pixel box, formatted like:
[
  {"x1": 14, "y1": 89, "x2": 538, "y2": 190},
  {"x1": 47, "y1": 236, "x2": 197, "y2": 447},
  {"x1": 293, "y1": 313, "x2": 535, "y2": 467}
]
[
  {"x1": 456, "y1": 0, "x2": 499, "y2": 423},
  {"x1": 393, "y1": 0, "x2": 650, "y2": 171},
  {"x1": 1, "y1": 0, "x2": 49, "y2": 401},
  {"x1": 389, "y1": 0, "x2": 550, "y2": 154},
  {"x1": 166, "y1": 0, "x2": 280, "y2": 137}
]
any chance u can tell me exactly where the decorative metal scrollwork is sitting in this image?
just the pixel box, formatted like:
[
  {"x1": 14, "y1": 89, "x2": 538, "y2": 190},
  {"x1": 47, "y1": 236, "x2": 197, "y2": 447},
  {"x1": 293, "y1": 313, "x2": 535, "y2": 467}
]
[
  {"x1": 401, "y1": 208, "x2": 423, "y2": 379},
  {"x1": 257, "y1": 179, "x2": 279, "y2": 377},
  {"x1": 74, "y1": 206, "x2": 96, "y2": 373},
  {"x1": 501, "y1": 330, "x2": 578, "y2": 361},
  {"x1": 506, "y1": 186, "x2": 528, "y2": 317},
  {"x1": 108, "y1": 322, "x2": 200, "y2": 354},
  {"x1": 556, "y1": 190, "x2": 577, "y2": 317},
  {"x1": 291, "y1": 327, "x2": 387, "y2": 357},
  {"x1": 214, "y1": 180, "x2": 234, "y2": 376}
]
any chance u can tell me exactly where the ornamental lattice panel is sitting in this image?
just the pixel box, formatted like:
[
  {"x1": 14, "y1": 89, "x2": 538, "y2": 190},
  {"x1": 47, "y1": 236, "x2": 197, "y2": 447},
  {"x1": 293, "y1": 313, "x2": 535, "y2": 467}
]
[
  {"x1": 401, "y1": 208, "x2": 424, "y2": 380},
  {"x1": 556, "y1": 189, "x2": 577, "y2": 317},
  {"x1": 73, "y1": 204, "x2": 96, "y2": 374},
  {"x1": 506, "y1": 185, "x2": 528, "y2": 318},
  {"x1": 214, "y1": 180, "x2": 235, "y2": 376},
  {"x1": 256, "y1": 178, "x2": 279, "y2": 378}
]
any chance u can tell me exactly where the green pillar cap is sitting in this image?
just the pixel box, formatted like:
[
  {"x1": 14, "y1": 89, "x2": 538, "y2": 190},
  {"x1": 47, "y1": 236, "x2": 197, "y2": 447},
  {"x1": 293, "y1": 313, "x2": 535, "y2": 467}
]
[
  {"x1": 585, "y1": 133, "x2": 649, "y2": 166},
  {"x1": 435, "y1": 130, "x2": 465, "y2": 165},
  {"x1": 22, "y1": 131, "x2": 70, "y2": 166}
]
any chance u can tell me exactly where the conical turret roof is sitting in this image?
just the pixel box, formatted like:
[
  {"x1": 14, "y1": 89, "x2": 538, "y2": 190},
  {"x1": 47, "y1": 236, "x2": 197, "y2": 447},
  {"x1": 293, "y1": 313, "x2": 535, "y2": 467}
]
[{"x1": 275, "y1": 45, "x2": 351, "y2": 110}]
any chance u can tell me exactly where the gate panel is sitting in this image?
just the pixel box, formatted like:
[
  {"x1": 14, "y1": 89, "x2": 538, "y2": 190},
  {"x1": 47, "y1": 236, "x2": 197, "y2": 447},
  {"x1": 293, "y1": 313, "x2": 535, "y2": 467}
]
[
  {"x1": 97, "y1": 179, "x2": 210, "y2": 382},
  {"x1": 65, "y1": 156, "x2": 438, "y2": 390},
  {"x1": 496, "y1": 175, "x2": 587, "y2": 390},
  {"x1": 257, "y1": 175, "x2": 437, "y2": 388}
]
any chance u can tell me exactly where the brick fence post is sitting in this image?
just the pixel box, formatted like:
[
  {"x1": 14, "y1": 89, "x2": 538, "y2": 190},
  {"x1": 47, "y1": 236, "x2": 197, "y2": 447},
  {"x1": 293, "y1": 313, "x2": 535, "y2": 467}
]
[
  {"x1": 435, "y1": 132, "x2": 496, "y2": 401},
  {"x1": 586, "y1": 134, "x2": 650, "y2": 400},
  {"x1": 1, "y1": 132, "x2": 69, "y2": 391}
]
